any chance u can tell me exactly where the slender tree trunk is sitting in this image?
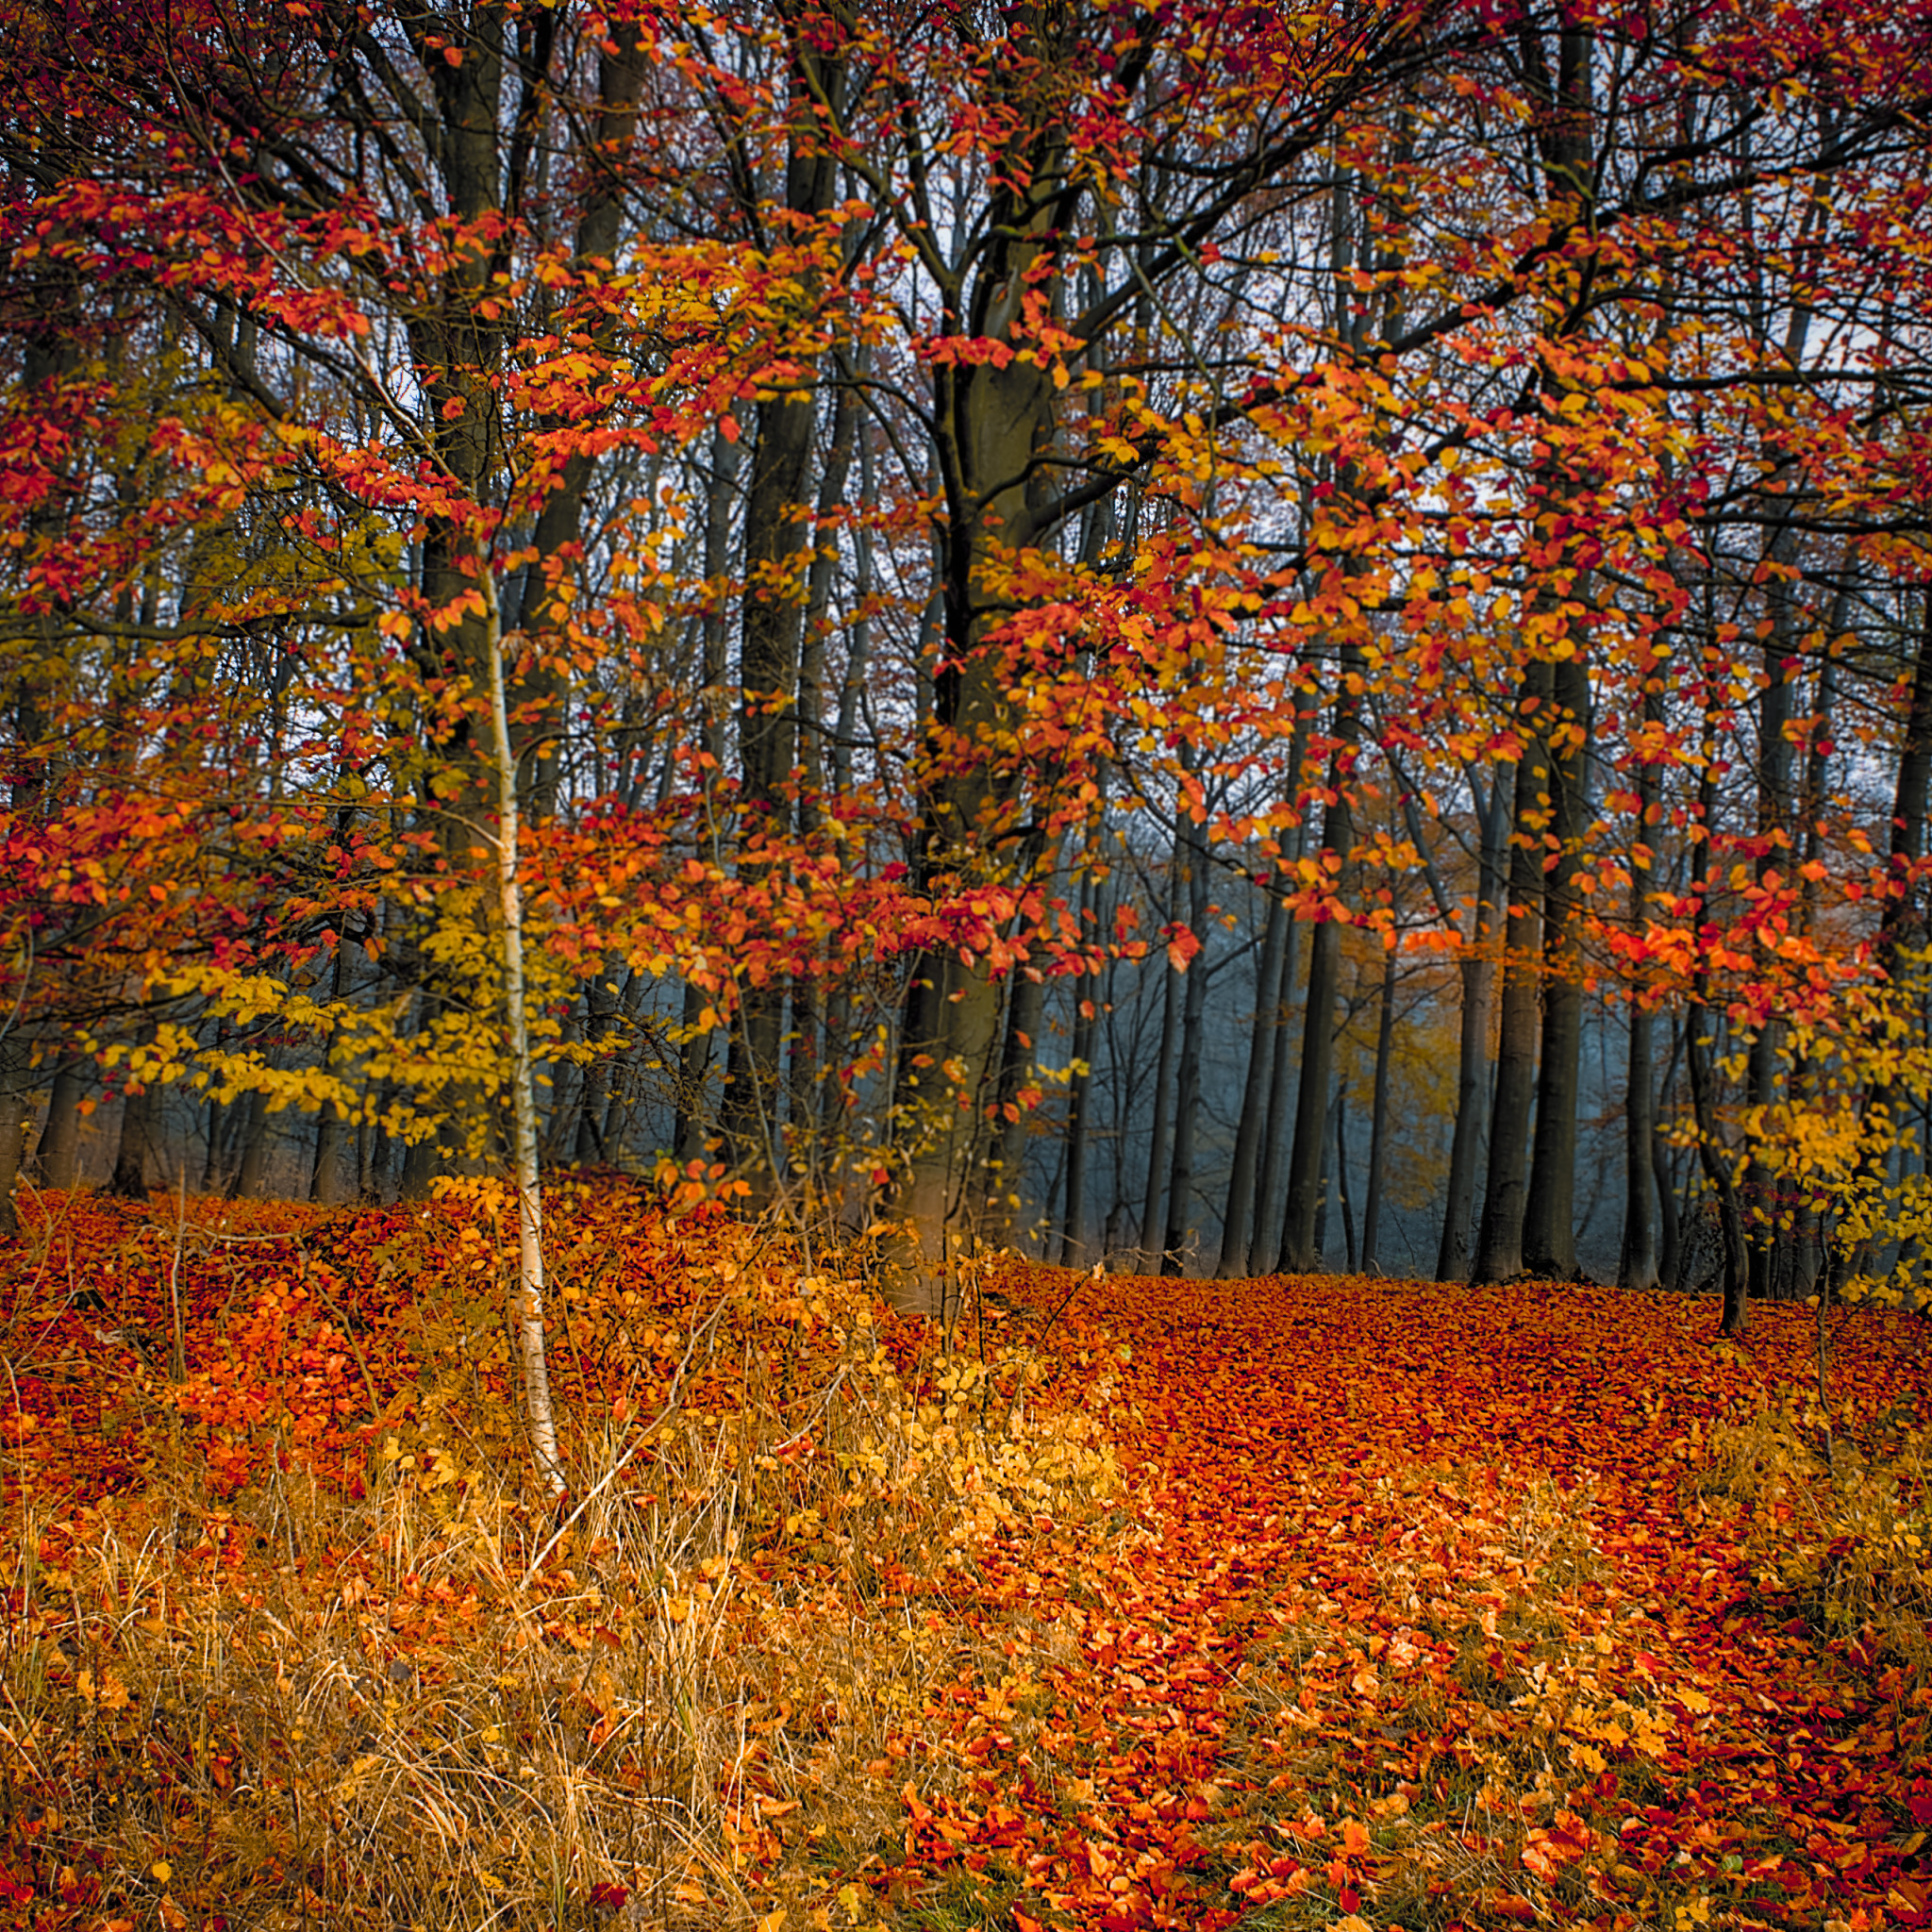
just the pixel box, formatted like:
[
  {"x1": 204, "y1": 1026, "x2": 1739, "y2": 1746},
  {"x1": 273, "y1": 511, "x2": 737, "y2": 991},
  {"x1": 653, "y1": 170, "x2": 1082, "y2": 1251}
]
[
  {"x1": 675, "y1": 425, "x2": 742, "y2": 1169},
  {"x1": 1060, "y1": 863, "x2": 1103, "y2": 1266},
  {"x1": 1278, "y1": 664, "x2": 1362, "y2": 1272},
  {"x1": 485, "y1": 575, "x2": 563, "y2": 1495},
  {"x1": 1336, "y1": 1085, "x2": 1357, "y2": 1274},
  {"x1": 1219, "y1": 887, "x2": 1288, "y2": 1275},
  {"x1": 1652, "y1": 1125, "x2": 1681, "y2": 1291},
  {"x1": 993, "y1": 957, "x2": 1049, "y2": 1237},
  {"x1": 310, "y1": 941, "x2": 360, "y2": 1206},
  {"x1": 1745, "y1": 548, "x2": 1797, "y2": 1300},
  {"x1": 1474, "y1": 658, "x2": 1553, "y2": 1280},
  {"x1": 1786, "y1": 632, "x2": 1840, "y2": 1297},
  {"x1": 1361, "y1": 948, "x2": 1397, "y2": 1274},
  {"x1": 1312, "y1": 1081, "x2": 1334, "y2": 1267},
  {"x1": 1511, "y1": 15, "x2": 1594, "y2": 1279},
  {"x1": 1620, "y1": 679, "x2": 1665, "y2": 1290},
  {"x1": 1524, "y1": 652, "x2": 1590, "y2": 1276},
  {"x1": 1620, "y1": 1003, "x2": 1660, "y2": 1290},
  {"x1": 1255, "y1": 824, "x2": 1313, "y2": 1274},
  {"x1": 575, "y1": 973, "x2": 616, "y2": 1165},
  {"x1": 1686, "y1": 713, "x2": 1751, "y2": 1335},
  {"x1": 1160, "y1": 814, "x2": 1213, "y2": 1274},
  {"x1": 816, "y1": 392, "x2": 876, "y2": 1177},
  {"x1": 1140, "y1": 878, "x2": 1185, "y2": 1271},
  {"x1": 1436, "y1": 774, "x2": 1508, "y2": 1279}
]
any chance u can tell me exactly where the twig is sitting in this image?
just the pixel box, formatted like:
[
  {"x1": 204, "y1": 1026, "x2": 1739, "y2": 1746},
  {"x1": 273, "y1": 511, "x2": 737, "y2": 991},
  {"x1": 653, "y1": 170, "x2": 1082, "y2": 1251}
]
[{"x1": 518, "y1": 1295, "x2": 734, "y2": 1590}]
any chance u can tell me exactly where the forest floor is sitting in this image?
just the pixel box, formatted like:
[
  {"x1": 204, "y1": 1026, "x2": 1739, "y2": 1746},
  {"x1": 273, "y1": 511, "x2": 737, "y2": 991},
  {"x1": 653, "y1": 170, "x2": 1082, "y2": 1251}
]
[{"x1": 0, "y1": 1181, "x2": 1928, "y2": 1932}]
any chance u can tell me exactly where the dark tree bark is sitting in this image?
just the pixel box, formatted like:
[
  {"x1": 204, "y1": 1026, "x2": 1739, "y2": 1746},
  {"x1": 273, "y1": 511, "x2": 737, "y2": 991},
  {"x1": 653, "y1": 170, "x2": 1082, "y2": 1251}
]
[
  {"x1": 1161, "y1": 812, "x2": 1214, "y2": 1274},
  {"x1": 1311, "y1": 1081, "x2": 1334, "y2": 1268},
  {"x1": 1277, "y1": 671, "x2": 1362, "y2": 1272},
  {"x1": 1619, "y1": 678, "x2": 1665, "y2": 1291},
  {"x1": 1474, "y1": 658, "x2": 1553, "y2": 1281},
  {"x1": 675, "y1": 425, "x2": 742, "y2": 1168},
  {"x1": 1249, "y1": 718, "x2": 1316, "y2": 1274},
  {"x1": 108, "y1": 1069, "x2": 153, "y2": 1200},
  {"x1": 34, "y1": 1064, "x2": 82, "y2": 1190},
  {"x1": 1219, "y1": 888, "x2": 1288, "y2": 1275},
  {"x1": 1513, "y1": 11, "x2": 1594, "y2": 1280},
  {"x1": 1849, "y1": 591, "x2": 1932, "y2": 1283},
  {"x1": 1653, "y1": 1126, "x2": 1681, "y2": 1291},
  {"x1": 1524, "y1": 651, "x2": 1591, "y2": 1277},
  {"x1": 1060, "y1": 859, "x2": 1104, "y2": 1266},
  {"x1": 231, "y1": 1089, "x2": 272, "y2": 1200},
  {"x1": 310, "y1": 941, "x2": 359, "y2": 1206},
  {"x1": 1336, "y1": 1083, "x2": 1357, "y2": 1274},
  {"x1": 1139, "y1": 864, "x2": 1186, "y2": 1271},
  {"x1": 721, "y1": 320, "x2": 827, "y2": 1183},
  {"x1": 1688, "y1": 716, "x2": 1752, "y2": 1334},
  {"x1": 0, "y1": 1054, "x2": 27, "y2": 1236},
  {"x1": 1435, "y1": 773, "x2": 1509, "y2": 1279},
  {"x1": 1360, "y1": 948, "x2": 1398, "y2": 1274},
  {"x1": 1745, "y1": 540, "x2": 1799, "y2": 1300}
]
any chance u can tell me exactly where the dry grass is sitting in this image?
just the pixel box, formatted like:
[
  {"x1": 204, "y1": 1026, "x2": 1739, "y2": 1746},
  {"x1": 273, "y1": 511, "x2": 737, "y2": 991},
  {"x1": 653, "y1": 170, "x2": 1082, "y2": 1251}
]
[{"x1": 0, "y1": 1198, "x2": 1128, "y2": 1931}]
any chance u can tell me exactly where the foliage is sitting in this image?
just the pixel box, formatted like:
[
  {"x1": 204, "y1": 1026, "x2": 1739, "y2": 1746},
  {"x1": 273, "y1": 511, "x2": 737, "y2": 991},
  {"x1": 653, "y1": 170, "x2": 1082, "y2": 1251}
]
[{"x1": 4, "y1": 1193, "x2": 1929, "y2": 1929}]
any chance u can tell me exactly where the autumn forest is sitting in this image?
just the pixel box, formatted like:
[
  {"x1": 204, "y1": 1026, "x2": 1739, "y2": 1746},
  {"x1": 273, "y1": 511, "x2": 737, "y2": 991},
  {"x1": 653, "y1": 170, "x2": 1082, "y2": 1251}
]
[{"x1": 2, "y1": 0, "x2": 1931, "y2": 1923}]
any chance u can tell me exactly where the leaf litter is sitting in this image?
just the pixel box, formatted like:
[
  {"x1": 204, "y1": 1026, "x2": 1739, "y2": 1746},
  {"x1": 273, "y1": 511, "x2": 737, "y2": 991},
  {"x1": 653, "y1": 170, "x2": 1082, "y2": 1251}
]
[{"x1": 1, "y1": 1183, "x2": 1927, "y2": 1931}]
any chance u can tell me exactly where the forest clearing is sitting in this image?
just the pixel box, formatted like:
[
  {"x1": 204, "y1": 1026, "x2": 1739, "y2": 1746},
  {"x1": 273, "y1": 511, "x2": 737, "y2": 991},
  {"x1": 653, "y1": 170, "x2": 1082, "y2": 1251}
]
[{"x1": 1, "y1": 1182, "x2": 1926, "y2": 1932}]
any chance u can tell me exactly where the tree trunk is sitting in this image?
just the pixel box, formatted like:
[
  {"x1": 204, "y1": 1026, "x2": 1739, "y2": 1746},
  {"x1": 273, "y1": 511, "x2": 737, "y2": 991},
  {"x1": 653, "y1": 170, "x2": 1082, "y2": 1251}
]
[
  {"x1": 1436, "y1": 773, "x2": 1508, "y2": 1279},
  {"x1": 1620, "y1": 679, "x2": 1665, "y2": 1291},
  {"x1": 1510, "y1": 15, "x2": 1593, "y2": 1280},
  {"x1": 0, "y1": 1052, "x2": 27, "y2": 1237},
  {"x1": 485, "y1": 571, "x2": 564, "y2": 1494},
  {"x1": 1160, "y1": 824, "x2": 1213, "y2": 1275},
  {"x1": 1524, "y1": 651, "x2": 1590, "y2": 1277},
  {"x1": 309, "y1": 941, "x2": 359, "y2": 1206},
  {"x1": 883, "y1": 229, "x2": 1061, "y2": 1319},
  {"x1": 575, "y1": 972, "x2": 617, "y2": 1165},
  {"x1": 1474, "y1": 658, "x2": 1553, "y2": 1280},
  {"x1": 1254, "y1": 813, "x2": 1314, "y2": 1274},
  {"x1": 1849, "y1": 590, "x2": 1932, "y2": 1281},
  {"x1": 1219, "y1": 886, "x2": 1288, "y2": 1275},
  {"x1": 1360, "y1": 948, "x2": 1397, "y2": 1274},
  {"x1": 675, "y1": 428, "x2": 743, "y2": 1170},
  {"x1": 1745, "y1": 542, "x2": 1798, "y2": 1300},
  {"x1": 1686, "y1": 715, "x2": 1751, "y2": 1335},
  {"x1": 1060, "y1": 864, "x2": 1103, "y2": 1267},
  {"x1": 1140, "y1": 877, "x2": 1185, "y2": 1271},
  {"x1": 1653, "y1": 1125, "x2": 1681, "y2": 1291},
  {"x1": 992, "y1": 954, "x2": 1049, "y2": 1239},
  {"x1": 231, "y1": 1089, "x2": 272, "y2": 1199},
  {"x1": 1277, "y1": 665, "x2": 1362, "y2": 1272},
  {"x1": 34, "y1": 1063, "x2": 82, "y2": 1190},
  {"x1": 1312, "y1": 1080, "x2": 1334, "y2": 1268},
  {"x1": 1336, "y1": 1085, "x2": 1357, "y2": 1274},
  {"x1": 108, "y1": 1050, "x2": 154, "y2": 1200},
  {"x1": 1620, "y1": 1002, "x2": 1660, "y2": 1290},
  {"x1": 721, "y1": 111, "x2": 838, "y2": 1195}
]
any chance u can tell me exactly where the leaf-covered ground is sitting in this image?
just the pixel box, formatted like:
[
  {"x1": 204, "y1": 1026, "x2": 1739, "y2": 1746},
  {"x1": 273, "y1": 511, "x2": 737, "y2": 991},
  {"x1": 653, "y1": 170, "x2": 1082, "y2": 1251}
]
[{"x1": 1, "y1": 1184, "x2": 1926, "y2": 1932}]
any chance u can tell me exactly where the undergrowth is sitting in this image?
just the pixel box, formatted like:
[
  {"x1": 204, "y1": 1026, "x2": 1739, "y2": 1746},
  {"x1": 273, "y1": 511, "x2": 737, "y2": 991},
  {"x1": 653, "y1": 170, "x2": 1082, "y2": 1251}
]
[
  {"x1": 0, "y1": 1184, "x2": 1125, "y2": 1930},
  {"x1": 1695, "y1": 1396, "x2": 1932, "y2": 1678},
  {"x1": 5, "y1": 1192, "x2": 1930, "y2": 1932}
]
